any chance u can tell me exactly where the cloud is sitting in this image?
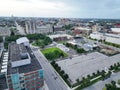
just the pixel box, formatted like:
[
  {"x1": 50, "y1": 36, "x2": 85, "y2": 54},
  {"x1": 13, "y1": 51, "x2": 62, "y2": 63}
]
[
  {"x1": 0, "y1": 0, "x2": 120, "y2": 18},
  {"x1": 0, "y1": 0, "x2": 74, "y2": 17}
]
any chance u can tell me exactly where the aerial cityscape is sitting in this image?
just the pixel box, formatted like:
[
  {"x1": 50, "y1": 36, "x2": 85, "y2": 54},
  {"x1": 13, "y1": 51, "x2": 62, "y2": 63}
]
[{"x1": 0, "y1": 0, "x2": 120, "y2": 90}]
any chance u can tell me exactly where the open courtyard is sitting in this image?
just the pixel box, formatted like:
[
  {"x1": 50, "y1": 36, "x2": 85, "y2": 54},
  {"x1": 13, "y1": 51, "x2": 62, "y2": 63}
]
[{"x1": 57, "y1": 52, "x2": 120, "y2": 83}]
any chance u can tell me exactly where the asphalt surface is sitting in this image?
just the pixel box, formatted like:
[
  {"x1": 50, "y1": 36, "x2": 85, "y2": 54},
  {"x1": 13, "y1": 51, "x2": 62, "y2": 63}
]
[
  {"x1": 84, "y1": 72, "x2": 120, "y2": 90},
  {"x1": 57, "y1": 51, "x2": 120, "y2": 83},
  {"x1": 31, "y1": 46, "x2": 68, "y2": 90}
]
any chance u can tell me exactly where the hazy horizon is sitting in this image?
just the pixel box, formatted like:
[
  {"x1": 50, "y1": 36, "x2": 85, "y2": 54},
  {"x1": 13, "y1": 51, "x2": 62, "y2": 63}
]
[{"x1": 1, "y1": 0, "x2": 120, "y2": 19}]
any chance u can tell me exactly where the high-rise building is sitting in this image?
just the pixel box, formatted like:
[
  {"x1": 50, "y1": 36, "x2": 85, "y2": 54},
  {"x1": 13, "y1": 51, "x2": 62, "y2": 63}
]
[
  {"x1": 25, "y1": 20, "x2": 53, "y2": 34},
  {"x1": 6, "y1": 42, "x2": 44, "y2": 90},
  {"x1": 25, "y1": 20, "x2": 36, "y2": 34}
]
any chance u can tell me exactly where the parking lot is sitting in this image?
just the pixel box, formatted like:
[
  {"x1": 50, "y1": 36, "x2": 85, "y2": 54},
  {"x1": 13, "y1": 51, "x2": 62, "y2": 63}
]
[{"x1": 57, "y1": 52, "x2": 120, "y2": 83}]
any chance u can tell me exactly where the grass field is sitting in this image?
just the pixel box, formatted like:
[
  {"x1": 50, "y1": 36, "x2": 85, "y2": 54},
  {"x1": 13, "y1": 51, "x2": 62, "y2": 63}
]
[{"x1": 41, "y1": 47, "x2": 68, "y2": 60}]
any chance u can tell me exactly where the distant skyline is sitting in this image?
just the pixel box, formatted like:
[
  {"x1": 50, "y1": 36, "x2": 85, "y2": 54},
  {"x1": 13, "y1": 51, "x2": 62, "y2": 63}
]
[{"x1": 1, "y1": 0, "x2": 120, "y2": 19}]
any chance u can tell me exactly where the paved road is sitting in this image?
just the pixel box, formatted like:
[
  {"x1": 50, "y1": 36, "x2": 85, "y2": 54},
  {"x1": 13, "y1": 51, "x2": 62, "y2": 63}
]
[
  {"x1": 84, "y1": 72, "x2": 120, "y2": 90},
  {"x1": 31, "y1": 46, "x2": 69, "y2": 90}
]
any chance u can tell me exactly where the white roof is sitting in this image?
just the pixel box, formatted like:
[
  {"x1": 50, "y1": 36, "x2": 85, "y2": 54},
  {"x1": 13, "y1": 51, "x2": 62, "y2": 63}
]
[
  {"x1": 105, "y1": 33, "x2": 120, "y2": 38},
  {"x1": 1, "y1": 68, "x2": 7, "y2": 73},
  {"x1": 75, "y1": 27, "x2": 91, "y2": 31},
  {"x1": 4, "y1": 52, "x2": 8, "y2": 55},
  {"x1": 2, "y1": 62, "x2": 7, "y2": 65},
  {"x1": 3, "y1": 59, "x2": 8, "y2": 62},
  {"x1": 2, "y1": 65, "x2": 7, "y2": 69},
  {"x1": 16, "y1": 37, "x2": 29, "y2": 44},
  {"x1": 48, "y1": 34, "x2": 73, "y2": 40},
  {"x1": 111, "y1": 28, "x2": 120, "y2": 33}
]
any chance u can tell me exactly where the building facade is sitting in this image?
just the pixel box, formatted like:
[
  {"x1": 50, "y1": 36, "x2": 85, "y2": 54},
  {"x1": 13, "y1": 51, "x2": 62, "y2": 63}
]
[
  {"x1": 25, "y1": 20, "x2": 53, "y2": 34},
  {"x1": 0, "y1": 27, "x2": 11, "y2": 36},
  {"x1": 6, "y1": 42, "x2": 44, "y2": 90}
]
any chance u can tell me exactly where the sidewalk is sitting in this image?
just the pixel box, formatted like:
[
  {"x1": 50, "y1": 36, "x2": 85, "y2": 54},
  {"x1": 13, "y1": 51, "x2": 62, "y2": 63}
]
[{"x1": 44, "y1": 81, "x2": 49, "y2": 90}]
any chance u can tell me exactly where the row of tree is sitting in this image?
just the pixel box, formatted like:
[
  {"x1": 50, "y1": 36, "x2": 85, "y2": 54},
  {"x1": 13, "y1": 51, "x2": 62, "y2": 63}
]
[
  {"x1": 75, "y1": 69, "x2": 111, "y2": 90},
  {"x1": 104, "y1": 41, "x2": 120, "y2": 48},
  {"x1": 109, "y1": 62, "x2": 120, "y2": 71},
  {"x1": 51, "y1": 61, "x2": 71, "y2": 86},
  {"x1": 64, "y1": 42, "x2": 86, "y2": 53},
  {"x1": 105, "y1": 80, "x2": 120, "y2": 90},
  {"x1": 75, "y1": 62, "x2": 120, "y2": 89}
]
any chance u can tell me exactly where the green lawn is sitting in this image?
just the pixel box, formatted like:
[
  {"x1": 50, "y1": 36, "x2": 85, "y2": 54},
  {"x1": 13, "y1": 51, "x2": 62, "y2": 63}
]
[{"x1": 41, "y1": 47, "x2": 68, "y2": 60}]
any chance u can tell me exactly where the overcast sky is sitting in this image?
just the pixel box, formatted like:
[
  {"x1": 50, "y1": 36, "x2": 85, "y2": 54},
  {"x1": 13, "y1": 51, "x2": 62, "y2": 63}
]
[{"x1": 1, "y1": 0, "x2": 120, "y2": 18}]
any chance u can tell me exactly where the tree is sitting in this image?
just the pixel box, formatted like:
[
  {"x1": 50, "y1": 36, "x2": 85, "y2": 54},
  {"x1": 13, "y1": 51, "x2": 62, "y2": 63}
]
[
  {"x1": 111, "y1": 80, "x2": 116, "y2": 86},
  {"x1": 111, "y1": 80, "x2": 116, "y2": 89},
  {"x1": 64, "y1": 74, "x2": 69, "y2": 79},
  {"x1": 76, "y1": 79, "x2": 80, "y2": 83},
  {"x1": 11, "y1": 31, "x2": 15, "y2": 36},
  {"x1": 110, "y1": 65, "x2": 114, "y2": 70},
  {"x1": 60, "y1": 52, "x2": 64, "y2": 58},
  {"x1": 57, "y1": 66, "x2": 61, "y2": 71},
  {"x1": 66, "y1": 43, "x2": 70, "y2": 47},
  {"x1": 82, "y1": 77, "x2": 85, "y2": 81},
  {"x1": 60, "y1": 70, "x2": 65, "y2": 75},
  {"x1": 87, "y1": 74, "x2": 91, "y2": 79},
  {"x1": 51, "y1": 61, "x2": 55, "y2": 65},
  {"x1": 55, "y1": 63, "x2": 58, "y2": 67},
  {"x1": 117, "y1": 62, "x2": 120, "y2": 66},
  {"x1": 92, "y1": 72, "x2": 96, "y2": 77},
  {"x1": 114, "y1": 63, "x2": 117, "y2": 67},
  {"x1": 97, "y1": 70, "x2": 100, "y2": 75},
  {"x1": 101, "y1": 70, "x2": 105, "y2": 74},
  {"x1": 0, "y1": 36, "x2": 3, "y2": 42}
]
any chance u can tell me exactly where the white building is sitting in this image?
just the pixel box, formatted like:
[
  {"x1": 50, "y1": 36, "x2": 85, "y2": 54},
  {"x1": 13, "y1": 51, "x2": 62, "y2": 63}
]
[
  {"x1": 16, "y1": 37, "x2": 30, "y2": 47},
  {"x1": 90, "y1": 32, "x2": 105, "y2": 40},
  {"x1": 90, "y1": 32, "x2": 120, "y2": 45},
  {"x1": 48, "y1": 34, "x2": 73, "y2": 40},
  {"x1": 111, "y1": 28, "x2": 120, "y2": 34}
]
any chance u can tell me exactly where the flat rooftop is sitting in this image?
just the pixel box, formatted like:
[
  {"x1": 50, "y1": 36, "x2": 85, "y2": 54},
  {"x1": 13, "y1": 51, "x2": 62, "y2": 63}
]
[
  {"x1": 9, "y1": 42, "x2": 28, "y2": 61},
  {"x1": 7, "y1": 44, "x2": 42, "y2": 75},
  {"x1": 48, "y1": 34, "x2": 73, "y2": 40},
  {"x1": 57, "y1": 52, "x2": 120, "y2": 83}
]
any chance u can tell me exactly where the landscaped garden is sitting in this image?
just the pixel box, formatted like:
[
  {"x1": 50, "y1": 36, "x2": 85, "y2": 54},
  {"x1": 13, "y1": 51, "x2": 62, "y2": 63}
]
[{"x1": 41, "y1": 47, "x2": 68, "y2": 60}]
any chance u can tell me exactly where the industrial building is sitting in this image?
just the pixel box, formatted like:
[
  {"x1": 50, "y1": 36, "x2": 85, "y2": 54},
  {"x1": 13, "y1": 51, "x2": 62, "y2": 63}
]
[{"x1": 90, "y1": 32, "x2": 120, "y2": 45}]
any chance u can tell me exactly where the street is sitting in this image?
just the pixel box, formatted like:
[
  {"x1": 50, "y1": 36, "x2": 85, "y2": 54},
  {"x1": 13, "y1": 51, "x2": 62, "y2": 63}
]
[{"x1": 31, "y1": 46, "x2": 69, "y2": 90}]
